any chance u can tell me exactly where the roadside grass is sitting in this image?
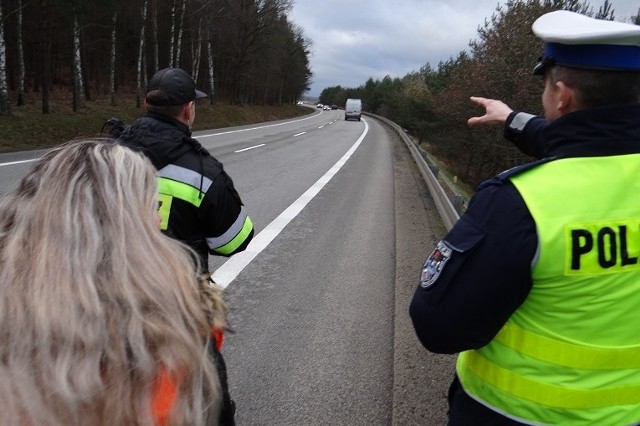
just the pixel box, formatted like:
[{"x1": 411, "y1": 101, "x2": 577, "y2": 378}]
[{"x1": 0, "y1": 90, "x2": 312, "y2": 153}]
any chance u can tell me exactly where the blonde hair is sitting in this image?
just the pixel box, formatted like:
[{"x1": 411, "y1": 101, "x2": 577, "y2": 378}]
[{"x1": 0, "y1": 140, "x2": 222, "y2": 425}]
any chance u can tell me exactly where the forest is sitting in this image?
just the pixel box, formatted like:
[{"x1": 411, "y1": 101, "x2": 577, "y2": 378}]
[
  {"x1": 0, "y1": 0, "x2": 312, "y2": 115},
  {"x1": 318, "y1": 0, "x2": 640, "y2": 189}
]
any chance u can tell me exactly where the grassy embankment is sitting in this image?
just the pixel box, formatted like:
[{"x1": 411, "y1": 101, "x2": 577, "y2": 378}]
[{"x1": 0, "y1": 90, "x2": 312, "y2": 153}]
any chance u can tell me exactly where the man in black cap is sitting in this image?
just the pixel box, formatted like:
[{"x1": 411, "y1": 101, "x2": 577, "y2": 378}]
[
  {"x1": 410, "y1": 11, "x2": 640, "y2": 424},
  {"x1": 117, "y1": 67, "x2": 253, "y2": 425},
  {"x1": 119, "y1": 67, "x2": 254, "y2": 270}
]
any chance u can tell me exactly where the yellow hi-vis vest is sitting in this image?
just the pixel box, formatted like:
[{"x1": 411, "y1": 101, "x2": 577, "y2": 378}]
[{"x1": 457, "y1": 155, "x2": 640, "y2": 425}]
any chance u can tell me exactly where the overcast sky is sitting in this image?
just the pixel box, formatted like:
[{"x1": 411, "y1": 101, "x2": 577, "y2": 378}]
[{"x1": 289, "y1": 0, "x2": 640, "y2": 98}]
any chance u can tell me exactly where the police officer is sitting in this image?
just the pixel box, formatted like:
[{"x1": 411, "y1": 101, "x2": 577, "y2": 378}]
[
  {"x1": 410, "y1": 11, "x2": 640, "y2": 425},
  {"x1": 117, "y1": 67, "x2": 253, "y2": 425}
]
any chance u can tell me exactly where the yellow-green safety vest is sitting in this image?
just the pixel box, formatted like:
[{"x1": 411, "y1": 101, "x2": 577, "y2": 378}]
[{"x1": 457, "y1": 155, "x2": 640, "y2": 425}]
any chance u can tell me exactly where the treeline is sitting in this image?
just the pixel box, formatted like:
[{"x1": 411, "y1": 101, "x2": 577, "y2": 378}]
[
  {"x1": 319, "y1": 0, "x2": 639, "y2": 189},
  {"x1": 0, "y1": 0, "x2": 312, "y2": 115}
]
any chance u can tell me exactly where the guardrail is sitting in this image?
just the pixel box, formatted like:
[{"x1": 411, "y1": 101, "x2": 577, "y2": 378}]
[{"x1": 364, "y1": 112, "x2": 465, "y2": 231}]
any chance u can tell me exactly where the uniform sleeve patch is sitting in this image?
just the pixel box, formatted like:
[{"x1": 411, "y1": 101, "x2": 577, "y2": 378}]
[{"x1": 420, "y1": 240, "x2": 453, "y2": 288}]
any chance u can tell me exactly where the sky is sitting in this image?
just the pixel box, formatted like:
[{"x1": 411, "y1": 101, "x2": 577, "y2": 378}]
[{"x1": 289, "y1": 0, "x2": 640, "y2": 98}]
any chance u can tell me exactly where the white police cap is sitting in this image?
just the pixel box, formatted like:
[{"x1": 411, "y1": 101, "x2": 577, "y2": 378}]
[{"x1": 532, "y1": 10, "x2": 640, "y2": 75}]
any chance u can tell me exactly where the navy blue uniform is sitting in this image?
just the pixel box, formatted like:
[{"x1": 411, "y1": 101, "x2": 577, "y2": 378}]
[{"x1": 409, "y1": 104, "x2": 640, "y2": 424}]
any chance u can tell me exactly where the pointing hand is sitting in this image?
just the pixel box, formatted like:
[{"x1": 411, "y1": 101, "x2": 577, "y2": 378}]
[{"x1": 467, "y1": 97, "x2": 513, "y2": 127}]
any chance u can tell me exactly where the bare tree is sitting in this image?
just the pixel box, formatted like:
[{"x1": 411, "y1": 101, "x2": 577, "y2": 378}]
[
  {"x1": 191, "y1": 20, "x2": 203, "y2": 81},
  {"x1": 0, "y1": 0, "x2": 312, "y2": 113},
  {"x1": 169, "y1": 0, "x2": 176, "y2": 66},
  {"x1": 72, "y1": 10, "x2": 85, "y2": 111},
  {"x1": 207, "y1": 27, "x2": 214, "y2": 103},
  {"x1": 110, "y1": 11, "x2": 117, "y2": 106},
  {"x1": 136, "y1": 0, "x2": 148, "y2": 108},
  {"x1": 16, "y1": 0, "x2": 25, "y2": 106},
  {"x1": 151, "y1": 0, "x2": 159, "y2": 73},
  {"x1": 39, "y1": 0, "x2": 51, "y2": 114},
  {"x1": 175, "y1": 0, "x2": 186, "y2": 67},
  {"x1": 0, "y1": 0, "x2": 9, "y2": 115}
]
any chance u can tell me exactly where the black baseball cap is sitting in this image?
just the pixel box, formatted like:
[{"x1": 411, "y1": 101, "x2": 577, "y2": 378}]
[{"x1": 145, "y1": 67, "x2": 207, "y2": 106}]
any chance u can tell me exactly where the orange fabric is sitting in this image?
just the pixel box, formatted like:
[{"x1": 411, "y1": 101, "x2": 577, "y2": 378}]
[
  {"x1": 152, "y1": 368, "x2": 178, "y2": 426},
  {"x1": 151, "y1": 328, "x2": 224, "y2": 425},
  {"x1": 212, "y1": 327, "x2": 224, "y2": 351}
]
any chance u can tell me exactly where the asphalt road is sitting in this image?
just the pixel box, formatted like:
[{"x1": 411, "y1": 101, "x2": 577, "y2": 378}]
[{"x1": 0, "y1": 109, "x2": 457, "y2": 425}]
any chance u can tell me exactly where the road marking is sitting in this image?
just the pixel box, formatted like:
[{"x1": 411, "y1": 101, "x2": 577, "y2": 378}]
[
  {"x1": 318, "y1": 126, "x2": 324, "y2": 129},
  {"x1": 0, "y1": 158, "x2": 37, "y2": 167},
  {"x1": 293, "y1": 132, "x2": 306, "y2": 137},
  {"x1": 0, "y1": 111, "x2": 321, "y2": 167},
  {"x1": 212, "y1": 119, "x2": 370, "y2": 288},
  {"x1": 235, "y1": 144, "x2": 265, "y2": 153},
  {"x1": 194, "y1": 111, "x2": 321, "y2": 139}
]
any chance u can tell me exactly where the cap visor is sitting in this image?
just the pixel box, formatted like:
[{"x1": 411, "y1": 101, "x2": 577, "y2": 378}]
[
  {"x1": 533, "y1": 61, "x2": 545, "y2": 75},
  {"x1": 195, "y1": 89, "x2": 208, "y2": 99}
]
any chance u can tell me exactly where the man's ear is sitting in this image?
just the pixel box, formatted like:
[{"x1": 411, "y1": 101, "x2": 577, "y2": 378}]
[
  {"x1": 556, "y1": 81, "x2": 579, "y2": 113},
  {"x1": 180, "y1": 102, "x2": 192, "y2": 122}
]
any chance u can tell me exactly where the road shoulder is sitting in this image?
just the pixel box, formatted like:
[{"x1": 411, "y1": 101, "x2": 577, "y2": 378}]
[{"x1": 390, "y1": 129, "x2": 456, "y2": 425}]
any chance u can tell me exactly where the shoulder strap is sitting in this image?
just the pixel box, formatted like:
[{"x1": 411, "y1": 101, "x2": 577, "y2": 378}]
[{"x1": 477, "y1": 157, "x2": 558, "y2": 191}]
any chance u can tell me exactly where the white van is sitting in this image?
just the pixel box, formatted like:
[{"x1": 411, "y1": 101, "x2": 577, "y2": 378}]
[{"x1": 345, "y1": 98, "x2": 362, "y2": 121}]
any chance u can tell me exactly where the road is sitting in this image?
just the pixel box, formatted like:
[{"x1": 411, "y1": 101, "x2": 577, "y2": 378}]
[{"x1": 0, "y1": 108, "x2": 456, "y2": 425}]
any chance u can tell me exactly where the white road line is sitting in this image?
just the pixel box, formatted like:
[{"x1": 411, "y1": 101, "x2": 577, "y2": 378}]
[
  {"x1": 293, "y1": 132, "x2": 306, "y2": 137},
  {"x1": 212, "y1": 119, "x2": 370, "y2": 288},
  {"x1": 235, "y1": 144, "x2": 265, "y2": 153},
  {"x1": 318, "y1": 126, "x2": 324, "y2": 129},
  {"x1": 194, "y1": 111, "x2": 320, "y2": 138},
  {"x1": 0, "y1": 158, "x2": 37, "y2": 167},
  {"x1": 0, "y1": 111, "x2": 321, "y2": 167}
]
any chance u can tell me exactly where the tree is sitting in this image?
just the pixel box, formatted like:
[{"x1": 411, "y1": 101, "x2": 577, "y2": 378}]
[
  {"x1": 109, "y1": 11, "x2": 118, "y2": 106},
  {"x1": 169, "y1": 0, "x2": 176, "y2": 66},
  {"x1": 207, "y1": 27, "x2": 215, "y2": 102},
  {"x1": 39, "y1": 0, "x2": 52, "y2": 114},
  {"x1": 191, "y1": 19, "x2": 203, "y2": 82},
  {"x1": 136, "y1": 0, "x2": 148, "y2": 108},
  {"x1": 323, "y1": 0, "x2": 615, "y2": 188},
  {"x1": 595, "y1": 0, "x2": 614, "y2": 19},
  {"x1": 0, "y1": 0, "x2": 10, "y2": 115},
  {"x1": 0, "y1": 0, "x2": 312, "y2": 112},
  {"x1": 174, "y1": 0, "x2": 186, "y2": 67},
  {"x1": 72, "y1": 9, "x2": 85, "y2": 111},
  {"x1": 151, "y1": 0, "x2": 159, "y2": 73},
  {"x1": 16, "y1": 0, "x2": 25, "y2": 106}
]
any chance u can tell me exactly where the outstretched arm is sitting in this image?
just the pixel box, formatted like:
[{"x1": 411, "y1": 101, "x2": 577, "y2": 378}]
[{"x1": 467, "y1": 96, "x2": 550, "y2": 159}]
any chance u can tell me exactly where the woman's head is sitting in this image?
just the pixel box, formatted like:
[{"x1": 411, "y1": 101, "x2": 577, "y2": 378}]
[{"x1": 0, "y1": 140, "x2": 220, "y2": 425}]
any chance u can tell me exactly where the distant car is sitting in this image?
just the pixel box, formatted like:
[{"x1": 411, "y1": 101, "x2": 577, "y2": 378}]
[
  {"x1": 345, "y1": 98, "x2": 362, "y2": 121},
  {"x1": 323, "y1": 105, "x2": 330, "y2": 110},
  {"x1": 317, "y1": 103, "x2": 323, "y2": 108},
  {"x1": 331, "y1": 105, "x2": 337, "y2": 110}
]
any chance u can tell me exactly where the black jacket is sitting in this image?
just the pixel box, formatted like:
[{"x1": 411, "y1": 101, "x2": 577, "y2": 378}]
[
  {"x1": 118, "y1": 112, "x2": 254, "y2": 271},
  {"x1": 409, "y1": 104, "x2": 640, "y2": 424}
]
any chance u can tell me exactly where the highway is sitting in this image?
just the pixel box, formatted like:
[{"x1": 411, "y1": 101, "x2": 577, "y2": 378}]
[{"x1": 0, "y1": 108, "x2": 456, "y2": 425}]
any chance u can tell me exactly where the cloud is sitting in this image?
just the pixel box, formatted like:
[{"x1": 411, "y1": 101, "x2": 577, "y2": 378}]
[{"x1": 289, "y1": 0, "x2": 640, "y2": 97}]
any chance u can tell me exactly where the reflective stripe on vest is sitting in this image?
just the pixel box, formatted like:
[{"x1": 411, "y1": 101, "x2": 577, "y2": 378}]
[
  {"x1": 158, "y1": 164, "x2": 213, "y2": 195},
  {"x1": 207, "y1": 207, "x2": 253, "y2": 255},
  {"x1": 457, "y1": 155, "x2": 640, "y2": 425},
  {"x1": 157, "y1": 165, "x2": 212, "y2": 230}
]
